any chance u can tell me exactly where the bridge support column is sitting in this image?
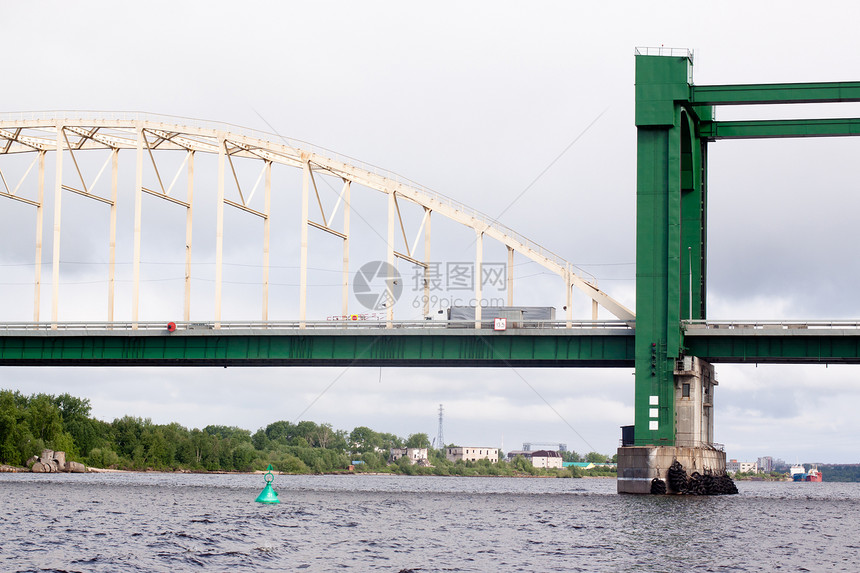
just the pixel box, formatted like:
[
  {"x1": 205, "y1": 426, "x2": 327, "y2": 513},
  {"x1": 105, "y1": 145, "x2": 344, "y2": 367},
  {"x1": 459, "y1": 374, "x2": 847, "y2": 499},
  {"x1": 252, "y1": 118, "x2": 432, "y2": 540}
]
[{"x1": 618, "y1": 357, "x2": 725, "y2": 494}]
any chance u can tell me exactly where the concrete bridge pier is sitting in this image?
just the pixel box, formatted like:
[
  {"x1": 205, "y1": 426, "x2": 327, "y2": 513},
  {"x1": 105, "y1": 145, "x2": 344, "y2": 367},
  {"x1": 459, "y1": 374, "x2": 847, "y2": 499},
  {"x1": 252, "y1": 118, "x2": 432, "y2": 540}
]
[{"x1": 617, "y1": 357, "x2": 726, "y2": 494}]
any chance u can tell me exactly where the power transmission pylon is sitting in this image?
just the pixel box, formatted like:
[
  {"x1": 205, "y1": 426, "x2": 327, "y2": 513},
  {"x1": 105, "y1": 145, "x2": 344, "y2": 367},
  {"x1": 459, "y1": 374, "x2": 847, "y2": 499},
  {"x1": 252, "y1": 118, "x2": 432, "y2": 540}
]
[{"x1": 437, "y1": 404, "x2": 444, "y2": 450}]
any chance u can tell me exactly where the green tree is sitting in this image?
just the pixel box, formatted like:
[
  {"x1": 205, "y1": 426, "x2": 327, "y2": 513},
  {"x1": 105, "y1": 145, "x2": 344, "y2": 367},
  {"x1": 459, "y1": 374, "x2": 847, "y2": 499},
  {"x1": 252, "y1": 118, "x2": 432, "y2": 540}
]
[
  {"x1": 232, "y1": 443, "x2": 256, "y2": 471},
  {"x1": 204, "y1": 425, "x2": 252, "y2": 443},
  {"x1": 112, "y1": 416, "x2": 149, "y2": 460},
  {"x1": 189, "y1": 428, "x2": 214, "y2": 467},
  {"x1": 313, "y1": 423, "x2": 338, "y2": 449},
  {"x1": 290, "y1": 436, "x2": 310, "y2": 448},
  {"x1": 277, "y1": 454, "x2": 309, "y2": 473},
  {"x1": 513, "y1": 455, "x2": 534, "y2": 474},
  {"x1": 405, "y1": 433, "x2": 431, "y2": 449},
  {"x1": 54, "y1": 393, "x2": 100, "y2": 456},
  {"x1": 265, "y1": 420, "x2": 296, "y2": 444},
  {"x1": 378, "y1": 432, "x2": 404, "y2": 449},
  {"x1": 396, "y1": 454, "x2": 416, "y2": 475},
  {"x1": 26, "y1": 394, "x2": 65, "y2": 448},
  {"x1": 87, "y1": 447, "x2": 120, "y2": 468},
  {"x1": 0, "y1": 390, "x2": 25, "y2": 464},
  {"x1": 252, "y1": 429, "x2": 270, "y2": 450},
  {"x1": 349, "y1": 426, "x2": 383, "y2": 453},
  {"x1": 356, "y1": 451, "x2": 385, "y2": 469}
]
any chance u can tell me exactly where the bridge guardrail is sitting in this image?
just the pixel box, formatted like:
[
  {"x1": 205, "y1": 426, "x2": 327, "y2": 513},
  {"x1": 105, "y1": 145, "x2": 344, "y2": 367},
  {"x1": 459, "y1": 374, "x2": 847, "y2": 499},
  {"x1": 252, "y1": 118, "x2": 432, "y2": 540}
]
[
  {"x1": 684, "y1": 320, "x2": 860, "y2": 330},
  {"x1": 0, "y1": 320, "x2": 634, "y2": 332},
  {"x1": 618, "y1": 440, "x2": 724, "y2": 451}
]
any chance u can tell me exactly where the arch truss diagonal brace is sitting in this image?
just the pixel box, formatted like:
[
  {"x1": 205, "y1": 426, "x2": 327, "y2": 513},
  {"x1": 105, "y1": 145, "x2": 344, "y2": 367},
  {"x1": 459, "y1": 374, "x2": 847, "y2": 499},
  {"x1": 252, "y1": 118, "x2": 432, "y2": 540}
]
[{"x1": 0, "y1": 112, "x2": 635, "y2": 324}]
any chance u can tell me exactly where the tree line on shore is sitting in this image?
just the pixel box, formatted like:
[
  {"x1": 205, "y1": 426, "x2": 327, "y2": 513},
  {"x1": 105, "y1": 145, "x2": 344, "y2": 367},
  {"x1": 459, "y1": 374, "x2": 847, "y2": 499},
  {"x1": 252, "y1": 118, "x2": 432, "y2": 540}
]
[{"x1": 0, "y1": 389, "x2": 616, "y2": 477}]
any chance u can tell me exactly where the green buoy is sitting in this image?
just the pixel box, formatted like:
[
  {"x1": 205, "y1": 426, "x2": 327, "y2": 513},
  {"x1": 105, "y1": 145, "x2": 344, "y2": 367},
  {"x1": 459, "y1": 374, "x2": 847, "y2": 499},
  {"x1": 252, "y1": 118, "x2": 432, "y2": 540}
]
[{"x1": 255, "y1": 464, "x2": 280, "y2": 504}]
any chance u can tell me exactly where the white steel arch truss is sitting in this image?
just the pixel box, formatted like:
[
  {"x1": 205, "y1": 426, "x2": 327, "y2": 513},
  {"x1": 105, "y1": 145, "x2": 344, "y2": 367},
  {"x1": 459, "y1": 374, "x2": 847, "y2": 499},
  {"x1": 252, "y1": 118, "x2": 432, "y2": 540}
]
[{"x1": 0, "y1": 112, "x2": 634, "y2": 328}]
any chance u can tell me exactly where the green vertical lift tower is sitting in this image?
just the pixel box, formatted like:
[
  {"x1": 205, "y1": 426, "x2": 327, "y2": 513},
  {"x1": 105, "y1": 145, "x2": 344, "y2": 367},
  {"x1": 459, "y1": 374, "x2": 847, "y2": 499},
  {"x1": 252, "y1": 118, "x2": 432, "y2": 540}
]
[{"x1": 618, "y1": 47, "x2": 860, "y2": 493}]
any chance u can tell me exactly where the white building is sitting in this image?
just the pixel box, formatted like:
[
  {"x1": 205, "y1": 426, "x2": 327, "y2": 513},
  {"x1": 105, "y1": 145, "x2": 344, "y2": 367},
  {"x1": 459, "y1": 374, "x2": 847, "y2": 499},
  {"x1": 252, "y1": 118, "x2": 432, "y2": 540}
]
[
  {"x1": 446, "y1": 447, "x2": 499, "y2": 463},
  {"x1": 739, "y1": 461, "x2": 758, "y2": 473},
  {"x1": 530, "y1": 450, "x2": 563, "y2": 469},
  {"x1": 726, "y1": 459, "x2": 758, "y2": 474},
  {"x1": 389, "y1": 448, "x2": 428, "y2": 465}
]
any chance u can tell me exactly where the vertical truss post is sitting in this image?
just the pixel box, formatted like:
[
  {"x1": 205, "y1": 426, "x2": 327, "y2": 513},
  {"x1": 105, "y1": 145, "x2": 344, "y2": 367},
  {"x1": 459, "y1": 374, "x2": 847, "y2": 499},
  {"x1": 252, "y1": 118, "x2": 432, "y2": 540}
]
[
  {"x1": 50, "y1": 125, "x2": 64, "y2": 328},
  {"x1": 108, "y1": 149, "x2": 118, "y2": 323},
  {"x1": 386, "y1": 191, "x2": 395, "y2": 328},
  {"x1": 299, "y1": 157, "x2": 310, "y2": 328},
  {"x1": 506, "y1": 246, "x2": 513, "y2": 307},
  {"x1": 423, "y1": 209, "x2": 431, "y2": 319},
  {"x1": 474, "y1": 230, "x2": 483, "y2": 329},
  {"x1": 34, "y1": 151, "x2": 45, "y2": 323},
  {"x1": 184, "y1": 151, "x2": 194, "y2": 322},
  {"x1": 132, "y1": 126, "x2": 143, "y2": 329},
  {"x1": 341, "y1": 180, "x2": 351, "y2": 319},
  {"x1": 592, "y1": 299, "x2": 599, "y2": 321},
  {"x1": 262, "y1": 161, "x2": 271, "y2": 323},
  {"x1": 565, "y1": 264, "x2": 573, "y2": 329},
  {"x1": 215, "y1": 136, "x2": 226, "y2": 329}
]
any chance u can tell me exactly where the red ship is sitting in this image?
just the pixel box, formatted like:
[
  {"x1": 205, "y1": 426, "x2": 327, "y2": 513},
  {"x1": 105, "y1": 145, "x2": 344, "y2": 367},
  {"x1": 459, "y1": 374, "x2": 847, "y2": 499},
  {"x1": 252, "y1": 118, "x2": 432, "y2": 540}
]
[{"x1": 805, "y1": 467, "x2": 823, "y2": 482}]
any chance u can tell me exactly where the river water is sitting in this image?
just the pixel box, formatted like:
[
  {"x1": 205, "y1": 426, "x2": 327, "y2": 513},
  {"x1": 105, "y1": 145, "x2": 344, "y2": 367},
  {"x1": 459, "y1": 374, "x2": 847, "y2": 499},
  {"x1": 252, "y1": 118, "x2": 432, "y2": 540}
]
[{"x1": 1, "y1": 473, "x2": 858, "y2": 572}]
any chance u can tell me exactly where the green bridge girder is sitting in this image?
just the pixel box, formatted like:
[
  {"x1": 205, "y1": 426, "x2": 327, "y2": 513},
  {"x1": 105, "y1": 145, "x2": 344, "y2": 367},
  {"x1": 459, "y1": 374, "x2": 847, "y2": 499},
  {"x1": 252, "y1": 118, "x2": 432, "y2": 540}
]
[
  {"x1": 701, "y1": 118, "x2": 860, "y2": 140},
  {"x1": 0, "y1": 329, "x2": 636, "y2": 367},
  {"x1": 685, "y1": 329, "x2": 860, "y2": 364},
  {"x1": 5, "y1": 328, "x2": 860, "y2": 367},
  {"x1": 691, "y1": 81, "x2": 860, "y2": 105}
]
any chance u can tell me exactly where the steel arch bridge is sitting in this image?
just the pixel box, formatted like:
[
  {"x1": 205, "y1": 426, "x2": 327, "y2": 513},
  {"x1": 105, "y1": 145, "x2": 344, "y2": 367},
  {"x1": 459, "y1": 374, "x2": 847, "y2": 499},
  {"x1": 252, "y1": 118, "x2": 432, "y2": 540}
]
[
  {"x1": 0, "y1": 111, "x2": 634, "y2": 329},
  {"x1": 6, "y1": 53, "x2": 860, "y2": 495}
]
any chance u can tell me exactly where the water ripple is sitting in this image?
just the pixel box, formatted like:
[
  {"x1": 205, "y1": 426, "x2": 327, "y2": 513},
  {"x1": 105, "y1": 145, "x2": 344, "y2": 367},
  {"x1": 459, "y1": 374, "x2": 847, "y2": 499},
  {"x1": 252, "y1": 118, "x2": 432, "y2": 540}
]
[{"x1": 2, "y1": 475, "x2": 860, "y2": 571}]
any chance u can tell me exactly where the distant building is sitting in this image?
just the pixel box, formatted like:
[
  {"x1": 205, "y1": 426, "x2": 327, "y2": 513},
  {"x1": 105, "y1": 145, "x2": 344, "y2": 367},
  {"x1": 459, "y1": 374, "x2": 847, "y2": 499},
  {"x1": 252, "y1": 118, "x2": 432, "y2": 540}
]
[
  {"x1": 726, "y1": 459, "x2": 758, "y2": 474},
  {"x1": 757, "y1": 456, "x2": 774, "y2": 473},
  {"x1": 505, "y1": 450, "x2": 531, "y2": 462},
  {"x1": 446, "y1": 447, "x2": 499, "y2": 463},
  {"x1": 389, "y1": 448, "x2": 428, "y2": 465},
  {"x1": 530, "y1": 450, "x2": 563, "y2": 469},
  {"x1": 739, "y1": 461, "x2": 758, "y2": 473}
]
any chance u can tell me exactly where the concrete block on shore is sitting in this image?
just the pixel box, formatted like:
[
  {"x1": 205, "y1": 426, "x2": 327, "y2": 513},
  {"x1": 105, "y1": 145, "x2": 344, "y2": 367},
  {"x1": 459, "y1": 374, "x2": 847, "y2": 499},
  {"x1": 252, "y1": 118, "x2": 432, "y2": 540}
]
[
  {"x1": 29, "y1": 451, "x2": 87, "y2": 474},
  {"x1": 65, "y1": 461, "x2": 87, "y2": 473}
]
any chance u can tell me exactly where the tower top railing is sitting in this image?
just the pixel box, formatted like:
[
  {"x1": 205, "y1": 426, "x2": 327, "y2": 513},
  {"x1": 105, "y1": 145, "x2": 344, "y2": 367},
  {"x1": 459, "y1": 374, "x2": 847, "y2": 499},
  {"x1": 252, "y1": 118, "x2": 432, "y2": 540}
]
[{"x1": 634, "y1": 47, "x2": 693, "y2": 61}]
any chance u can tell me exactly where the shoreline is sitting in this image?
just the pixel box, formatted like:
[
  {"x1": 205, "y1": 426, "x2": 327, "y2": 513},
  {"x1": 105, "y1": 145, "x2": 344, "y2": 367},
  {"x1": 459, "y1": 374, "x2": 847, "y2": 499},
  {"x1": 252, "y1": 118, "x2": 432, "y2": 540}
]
[{"x1": 2, "y1": 464, "x2": 616, "y2": 479}]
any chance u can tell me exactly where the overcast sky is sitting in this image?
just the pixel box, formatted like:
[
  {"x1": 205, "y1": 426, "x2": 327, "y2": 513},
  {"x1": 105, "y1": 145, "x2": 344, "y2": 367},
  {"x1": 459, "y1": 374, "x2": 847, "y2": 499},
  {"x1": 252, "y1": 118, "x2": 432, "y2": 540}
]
[{"x1": 2, "y1": 1, "x2": 860, "y2": 464}]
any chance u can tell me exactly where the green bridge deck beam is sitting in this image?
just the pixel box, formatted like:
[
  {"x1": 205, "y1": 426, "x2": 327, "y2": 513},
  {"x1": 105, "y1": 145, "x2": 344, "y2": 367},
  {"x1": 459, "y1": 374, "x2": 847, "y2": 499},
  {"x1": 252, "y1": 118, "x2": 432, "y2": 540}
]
[
  {"x1": 685, "y1": 329, "x2": 860, "y2": 364},
  {"x1": 701, "y1": 118, "x2": 860, "y2": 140},
  {"x1": 7, "y1": 328, "x2": 860, "y2": 366},
  {"x1": 691, "y1": 81, "x2": 860, "y2": 105},
  {"x1": 0, "y1": 330, "x2": 636, "y2": 367}
]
